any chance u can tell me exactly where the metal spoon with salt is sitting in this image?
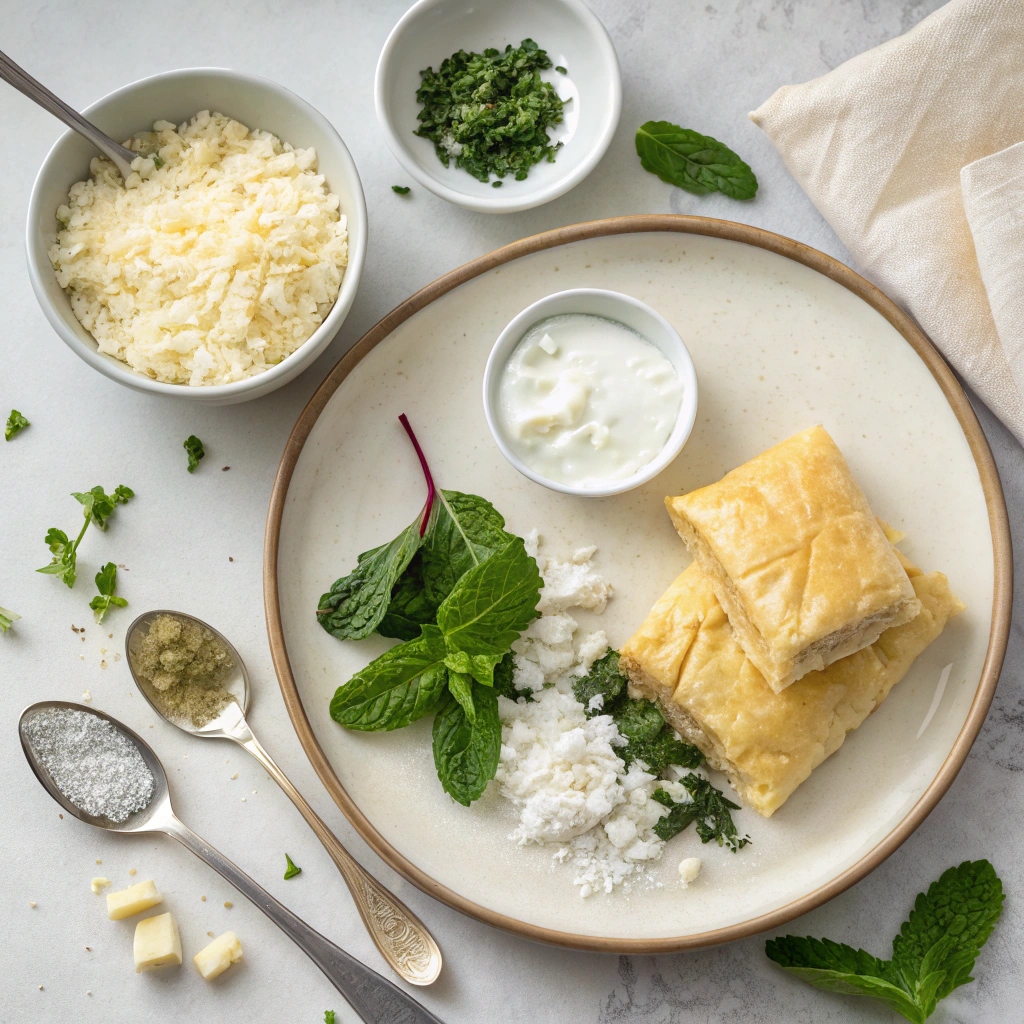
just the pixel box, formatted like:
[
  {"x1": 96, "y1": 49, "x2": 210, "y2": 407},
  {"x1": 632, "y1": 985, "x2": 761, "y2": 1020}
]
[
  {"x1": 19, "y1": 700, "x2": 445, "y2": 1024},
  {"x1": 123, "y1": 609, "x2": 442, "y2": 987}
]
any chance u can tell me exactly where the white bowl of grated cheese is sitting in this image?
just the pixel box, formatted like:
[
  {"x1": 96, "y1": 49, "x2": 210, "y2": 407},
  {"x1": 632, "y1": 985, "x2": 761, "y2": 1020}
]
[{"x1": 26, "y1": 68, "x2": 367, "y2": 404}]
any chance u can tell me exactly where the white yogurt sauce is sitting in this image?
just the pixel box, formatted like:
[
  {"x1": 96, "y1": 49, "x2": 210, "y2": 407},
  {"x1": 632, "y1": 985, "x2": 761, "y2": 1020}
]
[{"x1": 496, "y1": 314, "x2": 683, "y2": 487}]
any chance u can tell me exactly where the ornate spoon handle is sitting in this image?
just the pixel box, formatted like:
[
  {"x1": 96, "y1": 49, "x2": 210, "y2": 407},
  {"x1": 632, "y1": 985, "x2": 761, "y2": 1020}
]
[
  {"x1": 239, "y1": 732, "x2": 442, "y2": 986},
  {"x1": 163, "y1": 816, "x2": 446, "y2": 1024}
]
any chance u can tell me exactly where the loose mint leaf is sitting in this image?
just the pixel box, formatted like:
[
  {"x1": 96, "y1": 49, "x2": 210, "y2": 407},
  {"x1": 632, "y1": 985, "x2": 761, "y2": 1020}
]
[
  {"x1": 184, "y1": 434, "x2": 205, "y2": 473},
  {"x1": 5, "y1": 409, "x2": 29, "y2": 441},
  {"x1": 329, "y1": 626, "x2": 448, "y2": 730},
  {"x1": 324, "y1": 1012, "x2": 336, "y2": 1024},
  {"x1": 636, "y1": 120, "x2": 758, "y2": 200},
  {"x1": 766, "y1": 861, "x2": 1005, "y2": 1024},
  {"x1": 432, "y1": 686, "x2": 501, "y2": 806},
  {"x1": 680, "y1": 773, "x2": 748, "y2": 850},
  {"x1": 391, "y1": 185, "x2": 411, "y2": 195},
  {"x1": 421, "y1": 490, "x2": 513, "y2": 605},
  {"x1": 89, "y1": 562, "x2": 128, "y2": 623},
  {"x1": 318, "y1": 520, "x2": 423, "y2": 641},
  {"x1": 435, "y1": 536, "x2": 542, "y2": 660},
  {"x1": 283, "y1": 853, "x2": 302, "y2": 880},
  {"x1": 651, "y1": 787, "x2": 698, "y2": 841},
  {"x1": 766, "y1": 936, "x2": 921, "y2": 1022},
  {"x1": 891, "y1": 860, "x2": 1005, "y2": 1012},
  {"x1": 615, "y1": 697, "x2": 666, "y2": 745},
  {"x1": 629, "y1": 728, "x2": 704, "y2": 774},
  {"x1": 492, "y1": 650, "x2": 533, "y2": 702},
  {"x1": 0, "y1": 606, "x2": 20, "y2": 634},
  {"x1": 378, "y1": 554, "x2": 438, "y2": 641},
  {"x1": 574, "y1": 650, "x2": 627, "y2": 715}
]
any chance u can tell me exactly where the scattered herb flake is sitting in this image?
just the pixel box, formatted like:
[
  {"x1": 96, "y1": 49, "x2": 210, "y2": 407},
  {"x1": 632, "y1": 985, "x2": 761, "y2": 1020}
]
[
  {"x1": 653, "y1": 776, "x2": 748, "y2": 850},
  {"x1": 766, "y1": 860, "x2": 1004, "y2": 1022},
  {"x1": 324, "y1": 1013, "x2": 336, "y2": 1024},
  {"x1": 0, "y1": 606, "x2": 20, "y2": 634},
  {"x1": 391, "y1": 185, "x2": 411, "y2": 195},
  {"x1": 5, "y1": 409, "x2": 29, "y2": 441},
  {"x1": 184, "y1": 435, "x2": 205, "y2": 473},
  {"x1": 89, "y1": 563, "x2": 128, "y2": 624},
  {"x1": 555, "y1": 65, "x2": 567, "y2": 74},
  {"x1": 635, "y1": 120, "x2": 758, "y2": 200},
  {"x1": 414, "y1": 38, "x2": 566, "y2": 184},
  {"x1": 283, "y1": 853, "x2": 302, "y2": 879}
]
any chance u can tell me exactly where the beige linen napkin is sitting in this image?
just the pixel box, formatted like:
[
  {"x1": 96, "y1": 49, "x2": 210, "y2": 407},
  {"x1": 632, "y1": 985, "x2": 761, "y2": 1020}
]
[{"x1": 749, "y1": 0, "x2": 1024, "y2": 445}]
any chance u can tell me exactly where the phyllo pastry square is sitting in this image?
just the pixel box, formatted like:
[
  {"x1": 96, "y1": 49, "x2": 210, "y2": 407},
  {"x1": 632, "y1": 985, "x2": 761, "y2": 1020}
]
[
  {"x1": 620, "y1": 555, "x2": 963, "y2": 817},
  {"x1": 665, "y1": 425, "x2": 921, "y2": 692}
]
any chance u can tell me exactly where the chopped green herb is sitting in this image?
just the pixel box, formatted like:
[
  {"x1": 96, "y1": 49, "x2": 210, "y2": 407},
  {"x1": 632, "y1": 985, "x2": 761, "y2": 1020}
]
[
  {"x1": 492, "y1": 650, "x2": 533, "y2": 702},
  {"x1": 555, "y1": 65, "x2": 567, "y2": 74},
  {"x1": 491, "y1": 181, "x2": 502, "y2": 187},
  {"x1": 635, "y1": 120, "x2": 758, "y2": 200},
  {"x1": 573, "y1": 651, "x2": 704, "y2": 772},
  {"x1": 184, "y1": 435, "x2": 205, "y2": 473},
  {"x1": 5, "y1": 409, "x2": 29, "y2": 441},
  {"x1": 152, "y1": 155, "x2": 164, "y2": 169},
  {"x1": 0, "y1": 606, "x2": 20, "y2": 634},
  {"x1": 414, "y1": 38, "x2": 566, "y2": 184},
  {"x1": 652, "y1": 776, "x2": 749, "y2": 850},
  {"x1": 324, "y1": 1013, "x2": 336, "y2": 1024},
  {"x1": 391, "y1": 185, "x2": 411, "y2": 195},
  {"x1": 283, "y1": 853, "x2": 302, "y2": 879},
  {"x1": 37, "y1": 485, "x2": 134, "y2": 589},
  {"x1": 766, "y1": 860, "x2": 1004, "y2": 1022},
  {"x1": 89, "y1": 562, "x2": 128, "y2": 624}
]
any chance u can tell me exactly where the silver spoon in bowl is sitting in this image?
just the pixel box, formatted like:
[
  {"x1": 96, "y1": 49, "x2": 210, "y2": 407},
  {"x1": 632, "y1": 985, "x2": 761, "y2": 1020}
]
[
  {"x1": 123, "y1": 609, "x2": 442, "y2": 987},
  {"x1": 19, "y1": 700, "x2": 445, "y2": 1024},
  {"x1": 0, "y1": 49, "x2": 136, "y2": 178}
]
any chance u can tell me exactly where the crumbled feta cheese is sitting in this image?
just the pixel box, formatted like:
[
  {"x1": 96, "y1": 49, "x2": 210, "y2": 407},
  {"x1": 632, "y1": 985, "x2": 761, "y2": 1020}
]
[{"x1": 678, "y1": 857, "x2": 702, "y2": 886}]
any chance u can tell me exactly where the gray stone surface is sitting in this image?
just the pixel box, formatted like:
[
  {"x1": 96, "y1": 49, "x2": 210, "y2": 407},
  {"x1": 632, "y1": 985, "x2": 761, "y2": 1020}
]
[{"x1": 2, "y1": 1, "x2": 1018, "y2": 1021}]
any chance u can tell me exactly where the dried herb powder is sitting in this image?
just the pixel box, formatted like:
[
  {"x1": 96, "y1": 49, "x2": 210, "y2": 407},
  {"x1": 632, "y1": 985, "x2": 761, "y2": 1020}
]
[
  {"x1": 414, "y1": 38, "x2": 566, "y2": 184},
  {"x1": 136, "y1": 614, "x2": 235, "y2": 727}
]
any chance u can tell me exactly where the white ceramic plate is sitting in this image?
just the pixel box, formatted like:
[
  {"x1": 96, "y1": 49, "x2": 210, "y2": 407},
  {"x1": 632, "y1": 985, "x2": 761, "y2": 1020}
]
[{"x1": 265, "y1": 217, "x2": 1009, "y2": 951}]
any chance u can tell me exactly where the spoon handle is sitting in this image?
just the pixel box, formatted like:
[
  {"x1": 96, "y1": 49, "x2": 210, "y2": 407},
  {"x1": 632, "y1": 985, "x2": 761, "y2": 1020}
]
[
  {"x1": 239, "y1": 733, "x2": 442, "y2": 986},
  {"x1": 163, "y1": 816, "x2": 446, "y2": 1024},
  {"x1": 0, "y1": 49, "x2": 136, "y2": 177}
]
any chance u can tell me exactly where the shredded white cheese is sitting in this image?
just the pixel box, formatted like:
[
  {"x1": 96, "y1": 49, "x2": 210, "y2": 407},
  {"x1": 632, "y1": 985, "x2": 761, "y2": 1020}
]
[
  {"x1": 497, "y1": 532, "x2": 694, "y2": 897},
  {"x1": 49, "y1": 111, "x2": 348, "y2": 386}
]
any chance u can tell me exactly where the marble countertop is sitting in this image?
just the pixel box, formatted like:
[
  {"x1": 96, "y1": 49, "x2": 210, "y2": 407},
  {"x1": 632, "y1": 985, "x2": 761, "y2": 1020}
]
[{"x1": 2, "y1": 1, "x2": 1020, "y2": 1021}]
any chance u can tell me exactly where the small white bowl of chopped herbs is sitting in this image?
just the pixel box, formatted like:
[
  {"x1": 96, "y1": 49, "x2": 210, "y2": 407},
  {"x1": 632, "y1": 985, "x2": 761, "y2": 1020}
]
[{"x1": 375, "y1": 0, "x2": 621, "y2": 213}]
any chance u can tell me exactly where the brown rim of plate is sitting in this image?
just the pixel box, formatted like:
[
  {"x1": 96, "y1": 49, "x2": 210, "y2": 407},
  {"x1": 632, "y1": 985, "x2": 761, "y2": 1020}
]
[{"x1": 263, "y1": 214, "x2": 1012, "y2": 954}]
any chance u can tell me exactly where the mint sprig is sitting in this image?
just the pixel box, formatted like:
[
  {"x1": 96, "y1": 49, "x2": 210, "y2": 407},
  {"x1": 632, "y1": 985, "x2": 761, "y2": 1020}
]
[
  {"x1": 766, "y1": 860, "x2": 1004, "y2": 1022},
  {"x1": 636, "y1": 120, "x2": 758, "y2": 200}
]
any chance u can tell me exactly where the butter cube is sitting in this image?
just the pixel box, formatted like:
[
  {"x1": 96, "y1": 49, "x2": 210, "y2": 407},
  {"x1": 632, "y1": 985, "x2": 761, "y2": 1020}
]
[
  {"x1": 193, "y1": 931, "x2": 243, "y2": 981},
  {"x1": 133, "y1": 912, "x2": 181, "y2": 972},
  {"x1": 107, "y1": 879, "x2": 162, "y2": 920}
]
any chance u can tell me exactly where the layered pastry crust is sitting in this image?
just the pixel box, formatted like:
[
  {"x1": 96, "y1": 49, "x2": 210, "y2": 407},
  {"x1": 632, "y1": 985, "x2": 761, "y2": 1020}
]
[
  {"x1": 665, "y1": 426, "x2": 921, "y2": 691},
  {"x1": 620, "y1": 556, "x2": 963, "y2": 817}
]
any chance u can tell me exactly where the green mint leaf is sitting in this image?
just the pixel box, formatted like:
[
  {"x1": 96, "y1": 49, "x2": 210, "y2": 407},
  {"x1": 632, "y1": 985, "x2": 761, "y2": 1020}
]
[
  {"x1": 446, "y1": 670, "x2": 476, "y2": 723},
  {"x1": 435, "y1": 536, "x2": 541, "y2": 660},
  {"x1": 44, "y1": 527, "x2": 70, "y2": 556},
  {"x1": 378, "y1": 553, "x2": 438, "y2": 640},
  {"x1": 89, "y1": 562, "x2": 126, "y2": 623},
  {"x1": 37, "y1": 526, "x2": 77, "y2": 587},
  {"x1": 635, "y1": 120, "x2": 758, "y2": 200},
  {"x1": 78, "y1": 484, "x2": 134, "y2": 529},
  {"x1": 0, "y1": 606, "x2": 20, "y2": 634},
  {"x1": 283, "y1": 853, "x2": 302, "y2": 879},
  {"x1": 492, "y1": 650, "x2": 533, "y2": 702},
  {"x1": 765, "y1": 861, "x2": 1004, "y2": 1023},
  {"x1": 574, "y1": 650, "x2": 627, "y2": 716},
  {"x1": 891, "y1": 859, "x2": 1005, "y2": 1010},
  {"x1": 444, "y1": 649, "x2": 504, "y2": 686},
  {"x1": 421, "y1": 490, "x2": 513, "y2": 605},
  {"x1": 324, "y1": 1013, "x2": 336, "y2": 1024},
  {"x1": 184, "y1": 435, "x2": 205, "y2": 473},
  {"x1": 651, "y1": 787, "x2": 698, "y2": 841},
  {"x1": 432, "y1": 685, "x2": 501, "y2": 806},
  {"x1": 391, "y1": 185, "x2": 411, "y2": 195},
  {"x1": 615, "y1": 697, "x2": 666, "y2": 745},
  {"x1": 414, "y1": 39, "x2": 565, "y2": 184},
  {"x1": 628, "y1": 728, "x2": 704, "y2": 774},
  {"x1": 680, "y1": 773, "x2": 748, "y2": 851},
  {"x1": 4, "y1": 409, "x2": 29, "y2": 441},
  {"x1": 330, "y1": 626, "x2": 448, "y2": 730},
  {"x1": 318, "y1": 519, "x2": 423, "y2": 641},
  {"x1": 766, "y1": 936, "x2": 921, "y2": 1022}
]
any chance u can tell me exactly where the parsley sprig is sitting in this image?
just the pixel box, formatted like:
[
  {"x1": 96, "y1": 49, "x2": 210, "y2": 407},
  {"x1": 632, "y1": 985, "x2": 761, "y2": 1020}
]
[
  {"x1": 37, "y1": 485, "x2": 134, "y2": 588},
  {"x1": 767, "y1": 860, "x2": 1004, "y2": 1022},
  {"x1": 414, "y1": 39, "x2": 566, "y2": 184},
  {"x1": 89, "y1": 562, "x2": 127, "y2": 623}
]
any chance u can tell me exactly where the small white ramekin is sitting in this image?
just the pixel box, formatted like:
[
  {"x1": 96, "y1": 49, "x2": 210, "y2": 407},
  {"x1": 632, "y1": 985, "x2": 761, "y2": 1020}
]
[
  {"x1": 375, "y1": 0, "x2": 621, "y2": 214},
  {"x1": 26, "y1": 67, "x2": 367, "y2": 405},
  {"x1": 482, "y1": 288, "x2": 699, "y2": 497}
]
